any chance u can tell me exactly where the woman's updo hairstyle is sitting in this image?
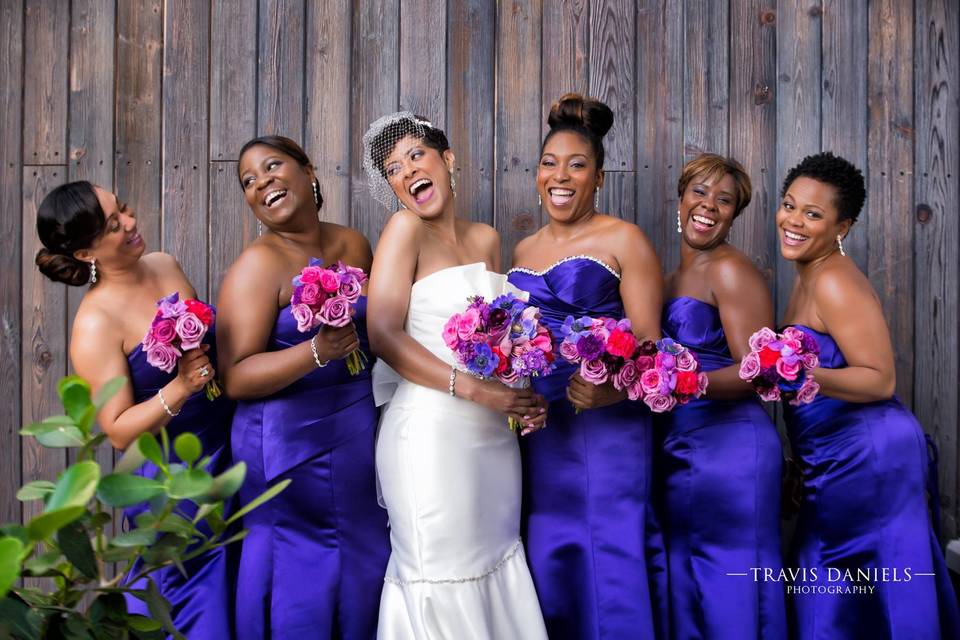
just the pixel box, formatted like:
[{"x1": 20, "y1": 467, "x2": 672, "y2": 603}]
[
  {"x1": 35, "y1": 180, "x2": 106, "y2": 286},
  {"x1": 542, "y1": 93, "x2": 615, "y2": 170},
  {"x1": 237, "y1": 135, "x2": 323, "y2": 211}
]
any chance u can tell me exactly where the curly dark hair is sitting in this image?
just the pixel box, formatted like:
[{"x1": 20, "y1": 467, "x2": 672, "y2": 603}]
[{"x1": 780, "y1": 152, "x2": 866, "y2": 223}]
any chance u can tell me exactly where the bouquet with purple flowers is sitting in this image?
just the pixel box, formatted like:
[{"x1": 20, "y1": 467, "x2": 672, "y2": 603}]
[
  {"x1": 738, "y1": 326, "x2": 820, "y2": 405},
  {"x1": 442, "y1": 293, "x2": 556, "y2": 431}
]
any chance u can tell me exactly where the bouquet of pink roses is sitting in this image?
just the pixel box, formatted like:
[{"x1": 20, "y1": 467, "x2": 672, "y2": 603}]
[
  {"x1": 637, "y1": 338, "x2": 709, "y2": 412},
  {"x1": 738, "y1": 326, "x2": 819, "y2": 405},
  {"x1": 290, "y1": 258, "x2": 368, "y2": 375},
  {"x1": 142, "y1": 292, "x2": 221, "y2": 400},
  {"x1": 443, "y1": 293, "x2": 556, "y2": 431}
]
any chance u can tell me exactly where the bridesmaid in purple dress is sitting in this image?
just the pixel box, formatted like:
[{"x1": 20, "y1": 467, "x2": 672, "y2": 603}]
[
  {"x1": 777, "y1": 152, "x2": 959, "y2": 638},
  {"x1": 656, "y1": 154, "x2": 786, "y2": 638},
  {"x1": 218, "y1": 136, "x2": 389, "y2": 640},
  {"x1": 507, "y1": 93, "x2": 666, "y2": 639},
  {"x1": 35, "y1": 181, "x2": 235, "y2": 637}
]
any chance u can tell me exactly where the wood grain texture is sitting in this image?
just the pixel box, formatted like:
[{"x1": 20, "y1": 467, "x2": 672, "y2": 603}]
[
  {"x1": 867, "y1": 0, "x2": 914, "y2": 407},
  {"x1": 115, "y1": 0, "x2": 162, "y2": 253},
  {"x1": 162, "y1": 0, "x2": 210, "y2": 298},
  {"x1": 682, "y1": 0, "x2": 729, "y2": 159},
  {"x1": 542, "y1": 0, "x2": 590, "y2": 128},
  {"x1": 209, "y1": 163, "x2": 256, "y2": 304},
  {"x1": 258, "y1": 0, "x2": 305, "y2": 141},
  {"x1": 589, "y1": 0, "x2": 635, "y2": 175},
  {"x1": 913, "y1": 0, "x2": 959, "y2": 540},
  {"x1": 400, "y1": 0, "x2": 446, "y2": 126},
  {"x1": 305, "y1": 0, "x2": 352, "y2": 226},
  {"x1": 350, "y1": 0, "x2": 400, "y2": 243},
  {"x1": 447, "y1": 0, "x2": 495, "y2": 224},
  {"x1": 598, "y1": 171, "x2": 637, "y2": 223},
  {"x1": 21, "y1": 167, "x2": 69, "y2": 526},
  {"x1": 210, "y1": 0, "x2": 257, "y2": 161},
  {"x1": 0, "y1": 0, "x2": 24, "y2": 526},
  {"x1": 728, "y1": 0, "x2": 778, "y2": 287},
  {"x1": 821, "y1": 0, "x2": 869, "y2": 272},
  {"x1": 23, "y1": 0, "x2": 69, "y2": 165},
  {"x1": 497, "y1": 0, "x2": 542, "y2": 263}
]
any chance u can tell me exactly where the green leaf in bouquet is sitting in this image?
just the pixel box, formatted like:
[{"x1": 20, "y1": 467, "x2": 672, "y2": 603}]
[
  {"x1": 100, "y1": 545, "x2": 138, "y2": 563},
  {"x1": 93, "y1": 376, "x2": 126, "y2": 410},
  {"x1": 88, "y1": 511, "x2": 112, "y2": 530},
  {"x1": 155, "y1": 513, "x2": 197, "y2": 538},
  {"x1": 46, "y1": 461, "x2": 100, "y2": 512},
  {"x1": 0, "y1": 537, "x2": 24, "y2": 597},
  {"x1": 173, "y1": 433, "x2": 202, "y2": 466},
  {"x1": 191, "y1": 502, "x2": 220, "y2": 525},
  {"x1": 225, "y1": 478, "x2": 291, "y2": 526},
  {"x1": 59, "y1": 376, "x2": 93, "y2": 425},
  {"x1": 144, "y1": 577, "x2": 184, "y2": 640},
  {"x1": 0, "y1": 525, "x2": 28, "y2": 545},
  {"x1": 0, "y1": 595, "x2": 44, "y2": 639},
  {"x1": 126, "y1": 614, "x2": 163, "y2": 632},
  {"x1": 134, "y1": 511, "x2": 158, "y2": 529},
  {"x1": 14, "y1": 587, "x2": 54, "y2": 607},
  {"x1": 88, "y1": 592, "x2": 127, "y2": 626},
  {"x1": 159, "y1": 429, "x2": 171, "y2": 462},
  {"x1": 62, "y1": 610, "x2": 93, "y2": 638},
  {"x1": 96, "y1": 474, "x2": 165, "y2": 508},
  {"x1": 21, "y1": 421, "x2": 87, "y2": 448},
  {"x1": 195, "y1": 455, "x2": 213, "y2": 471},
  {"x1": 141, "y1": 533, "x2": 187, "y2": 567},
  {"x1": 199, "y1": 461, "x2": 246, "y2": 503},
  {"x1": 203, "y1": 507, "x2": 226, "y2": 536},
  {"x1": 27, "y1": 506, "x2": 86, "y2": 541},
  {"x1": 16, "y1": 480, "x2": 56, "y2": 502},
  {"x1": 166, "y1": 468, "x2": 213, "y2": 500},
  {"x1": 114, "y1": 438, "x2": 147, "y2": 474},
  {"x1": 76, "y1": 405, "x2": 97, "y2": 438},
  {"x1": 214, "y1": 529, "x2": 249, "y2": 548},
  {"x1": 110, "y1": 529, "x2": 158, "y2": 547},
  {"x1": 137, "y1": 433, "x2": 164, "y2": 468},
  {"x1": 23, "y1": 549, "x2": 62, "y2": 576},
  {"x1": 57, "y1": 521, "x2": 98, "y2": 580},
  {"x1": 21, "y1": 414, "x2": 76, "y2": 434}
]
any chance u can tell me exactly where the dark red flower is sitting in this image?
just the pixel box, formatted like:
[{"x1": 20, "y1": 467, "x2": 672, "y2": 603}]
[
  {"x1": 675, "y1": 370, "x2": 700, "y2": 395},
  {"x1": 758, "y1": 346, "x2": 780, "y2": 369}
]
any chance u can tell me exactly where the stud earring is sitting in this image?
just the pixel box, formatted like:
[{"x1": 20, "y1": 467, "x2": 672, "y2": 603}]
[
  {"x1": 312, "y1": 179, "x2": 320, "y2": 207},
  {"x1": 837, "y1": 234, "x2": 846, "y2": 257},
  {"x1": 677, "y1": 211, "x2": 683, "y2": 234},
  {"x1": 594, "y1": 187, "x2": 600, "y2": 209},
  {"x1": 88, "y1": 258, "x2": 97, "y2": 284}
]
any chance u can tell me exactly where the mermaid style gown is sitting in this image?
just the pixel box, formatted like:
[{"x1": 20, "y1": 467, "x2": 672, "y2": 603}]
[
  {"x1": 372, "y1": 262, "x2": 547, "y2": 639},
  {"x1": 124, "y1": 327, "x2": 237, "y2": 638},
  {"x1": 507, "y1": 256, "x2": 663, "y2": 640},
  {"x1": 783, "y1": 325, "x2": 960, "y2": 639},
  {"x1": 657, "y1": 297, "x2": 786, "y2": 639},
  {"x1": 231, "y1": 296, "x2": 390, "y2": 640}
]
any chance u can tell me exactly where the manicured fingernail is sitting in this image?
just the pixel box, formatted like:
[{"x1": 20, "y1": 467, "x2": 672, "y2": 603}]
[
  {"x1": 523, "y1": 415, "x2": 530, "y2": 419},
  {"x1": 539, "y1": 408, "x2": 546, "y2": 414}
]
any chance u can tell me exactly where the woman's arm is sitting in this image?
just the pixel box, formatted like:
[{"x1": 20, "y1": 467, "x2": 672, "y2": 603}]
[{"x1": 708, "y1": 253, "x2": 775, "y2": 400}]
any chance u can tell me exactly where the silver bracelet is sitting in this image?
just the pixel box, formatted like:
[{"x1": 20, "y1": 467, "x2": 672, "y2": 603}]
[
  {"x1": 449, "y1": 367, "x2": 457, "y2": 397},
  {"x1": 310, "y1": 334, "x2": 329, "y2": 368},
  {"x1": 158, "y1": 388, "x2": 180, "y2": 418}
]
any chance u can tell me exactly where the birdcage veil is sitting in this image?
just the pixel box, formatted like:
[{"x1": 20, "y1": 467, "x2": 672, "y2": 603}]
[{"x1": 361, "y1": 111, "x2": 430, "y2": 208}]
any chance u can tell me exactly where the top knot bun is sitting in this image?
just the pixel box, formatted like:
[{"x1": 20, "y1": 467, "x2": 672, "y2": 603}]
[{"x1": 547, "y1": 93, "x2": 614, "y2": 139}]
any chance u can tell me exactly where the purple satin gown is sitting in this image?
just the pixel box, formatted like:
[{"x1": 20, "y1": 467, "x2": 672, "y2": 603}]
[
  {"x1": 656, "y1": 297, "x2": 786, "y2": 639},
  {"x1": 231, "y1": 296, "x2": 389, "y2": 640},
  {"x1": 508, "y1": 256, "x2": 665, "y2": 640},
  {"x1": 124, "y1": 327, "x2": 237, "y2": 638},
  {"x1": 783, "y1": 325, "x2": 960, "y2": 639}
]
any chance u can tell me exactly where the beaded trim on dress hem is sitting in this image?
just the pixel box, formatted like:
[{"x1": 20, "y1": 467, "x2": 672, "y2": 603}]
[
  {"x1": 507, "y1": 255, "x2": 621, "y2": 280},
  {"x1": 383, "y1": 539, "x2": 523, "y2": 586}
]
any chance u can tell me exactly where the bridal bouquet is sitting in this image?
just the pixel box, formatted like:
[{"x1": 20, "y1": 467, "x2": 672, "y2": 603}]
[
  {"x1": 290, "y1": 258, "x2": 368, "y2": 375},
  {"x1": 142, "y1": 292, "x2": 221, "y2": 400},
  {"x1": 442, "y1": 293, "x2": 556, "y2": 431},
  {"x1": 738, "y1": 326, "x2": 820, "y2": 405},
  {"x1": 639, "y1": 338, "x2": 709, "y2": 412}
]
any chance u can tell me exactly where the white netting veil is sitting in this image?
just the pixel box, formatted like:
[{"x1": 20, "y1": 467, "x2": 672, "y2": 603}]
[{"x1": 361, "y1": 111, "x2": 430, "y2": 208}]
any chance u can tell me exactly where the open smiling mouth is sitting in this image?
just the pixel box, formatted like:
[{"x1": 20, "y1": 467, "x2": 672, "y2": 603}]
[
  {"x1": 409, "y1": 178, "x2": 434, "y2": 204},
  {"x1": 264, "y1": 189, "x2": 287, "y2": 208},
  {"x1": 548, "y1": 187, "x2": 575, "y2": 206},
  {"x1": 782, "y1": 229, "x2": 809, "y2": 245},
  {"x1": 690, "y1": 214, "x2": 716, "y2": 229}
]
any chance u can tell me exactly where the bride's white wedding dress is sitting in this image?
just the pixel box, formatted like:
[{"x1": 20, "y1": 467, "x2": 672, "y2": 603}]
[{"x1": 372, "y1": 262, "x2": 547, "y2": 639}]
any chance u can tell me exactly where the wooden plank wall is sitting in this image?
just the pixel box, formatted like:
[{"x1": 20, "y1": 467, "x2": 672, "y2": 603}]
[{"x1": 1, "y1": 0, "x2": 958, "y2": 539}]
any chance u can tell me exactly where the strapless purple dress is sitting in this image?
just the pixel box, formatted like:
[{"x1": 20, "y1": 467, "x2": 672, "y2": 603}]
[
  {"x1": 124, "y1": 326, "x2": 237, "y2": 638},
  {"x1": 656, "y1": 297, "x2": 786, "y2": 639},
  {"x1": 231, "y1": 296, "x2": 389, "y2": 640},
  {"x1": 508, "y1": 256, "x2": 665, "y2": 640},
  {"x1": 783, "y1": 324, "x2": 960, "y2": 639}
]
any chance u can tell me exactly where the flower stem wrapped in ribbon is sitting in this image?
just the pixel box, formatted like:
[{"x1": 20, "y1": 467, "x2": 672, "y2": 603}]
[
  {"x1": 443, "y1": 293, "x2": 556, "y2": 432},
  {"x1": 142, "y1": 292, "x2": 222, "y2": 400},
  {"x1": 738, "y1": 326, "x2": 820, "y2": 405},
  {"x1": 289, "y1": 258, "x2": 369, "y2": 375}
]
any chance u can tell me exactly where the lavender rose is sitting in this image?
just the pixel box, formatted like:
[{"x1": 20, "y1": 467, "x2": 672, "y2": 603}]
[
  {"x1": 175, "y1": 312, "x2": 206, "y2": 350},
  {"x1": 338, "y1": 275, "x2": 362, "y2": 303},
  {"x1": 738, "y1": 352, "x2": 761, "y2": 380},
  {"x1": 612, "y1": 358, "x2": 640, "y2": 391},
  {"x1": 292, "y1": 303, "x2": 314, "y2": 333},
  {"x1": 793, "y1": 378, "x2": 820, "y2": 405},
  {"x1": 580, "y1": 358, "x2": 609, "y2": 384},
  {"x1": 146, "y1": 343, "x2": 181, "y2": 374},
  {"x1": 748, "y1": 327, "x2": 778, "y2": 352},
  {"x1": 675, "y1": 349, "x2": 697, "y2": 372},
  {"x1": 559, "y1": 340, "x2": 580, "y2": 363},
  {"x1": 644, "y1": 393, "x2": 676, "y2": 413},
  {"x1": 318, "y1": 295, "x2": 351, "y2": 327}
]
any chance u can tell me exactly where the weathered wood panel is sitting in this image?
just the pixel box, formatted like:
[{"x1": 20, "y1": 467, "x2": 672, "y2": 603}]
[
  {"x1": 23, "y1": 0, "x2": 69, "y2": 165},
  {"x1": 209, "y1": 163, "x2": 255, "y2": 304},
  {"x1": 400, "y1": 0, "x2": 446, "y2": 126},
  {"x1": 210, "y1": 0, "x2": 257, "y2": 161},
  {"x1": 258, "y1": 0, "x2": 305, "y2": 142},
  {"x1": 682, "y1": 0, "x2": 729, "y2": 161}
]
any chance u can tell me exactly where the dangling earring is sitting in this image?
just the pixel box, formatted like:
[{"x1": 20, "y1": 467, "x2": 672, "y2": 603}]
[
  {"x1": 837, "y1": 234, "x2": 846, "y2": 256},
  {"x1": 88, "y1": 258, "x2": 97, "y2": 285},
  {"x1": 594, "y1": 187, "x2": 600, "y2": 209},
  {"x1": 537, "y1": 193, "x2": 542, "y2": 207},
  {"x1": 450, "y1": 171, "x2": 457, "y2": 198},
  {"x1": 677, "y1": 211, "x2": 683, "y2": 234},
  {"x1": 257, "y1": 220, "x2": 263, "y2": 236},
  {"x1": 312, "y1": 179, "x2": 320, "y2": 207}
]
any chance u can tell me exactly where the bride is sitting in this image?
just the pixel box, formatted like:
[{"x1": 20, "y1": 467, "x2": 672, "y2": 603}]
[{"x1": 364, "y1": 112, "x2": 549, "y2": 639}]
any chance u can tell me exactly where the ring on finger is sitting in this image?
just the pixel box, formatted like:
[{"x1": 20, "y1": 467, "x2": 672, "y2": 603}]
[{"x1": 199, "y1": 366, "x2": 210, "y2": 378}]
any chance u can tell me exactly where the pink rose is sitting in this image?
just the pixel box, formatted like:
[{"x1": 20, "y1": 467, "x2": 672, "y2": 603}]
[
  {"x1": 748, "y1": 327, "x2": 778, "y2": 352},
  {"x1": 442, "y1": 316, "x2": 460, "y2": 349},
  {"x1": 635, "y1": 355, "x2": 655, "y2": 372},
  {"x1": 782, "y1": 339, "x2": 802, "y2": 354},
  {"x1": 292, "y1": 303, "x2": 314, "y2": 333},
  {"x1": 776, "y1": 357, "x2": 802, "y2": 381},
  {"x1": 738, "y1": 352, "x2": 761, "y2": 380},
  {"x1": 559, "y1": 340, "x2": 580, "y2": 363},
  {"x1": 150, "y1": 318, "x2": 177, "y2": 345},
  {"x1": 530, "y1": 332, "x2": 552, "y2": 353},
  {"x1": 644, "y1": 393, "x2": 676, "y2": 413},
  {"x1": 457, "y1": 308, "x2": 481, "y2": 340},
  {"x1": 319, "y1": 270, "x2": 341, "y2": 293},
  {"x1": 580, "y1": 358, "x2": 608, "y2": 385},
  {"x1": 675, "y1": 349, "x2": 697, "y2": 372},
  {"x1": 175, "y1": 312, "x2": 206, "y2": 350},
  {"x1": 146, "y1": 342, "x2": 182, "y2": 374},
  {"x1": 318, "y1": 295, "x2": 351, "y2": 327},
  {"x1": 498, "y1": 367, "x2": 520, "y2": 385},
  {"x1": 781, "y1": 326, "x2": 804, "y2": 342},
  {"x1": 338, "y1": 275, "x2": 362, "y2": 303},
  {"x1": 300, "y1": 266, "x2": 323, "y2": 284},
  {"x1": 640, "y1": 368, "x2": 662, "y2": 395},
  {"x1": 626, "y1": 379, "x2": 644, "y2": 401},
  {"x1": 698, "y1": 372, "x2": 709, "y2": 395},
  {"x1": 801, "y1": 352, "x2": 819, "y2": 370},
  {"x1": 758, "y1": 386, "x2": 781, "y2": 402},
  {"x1": 612, "y1": 359, "x2": 640, "y2": 391},
  {"x1": 792, "y1": 377, "x2": 820, "y2": 405},
  {"x1": 300, "y1": 282, "x2": 322, "y2": 306}
]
